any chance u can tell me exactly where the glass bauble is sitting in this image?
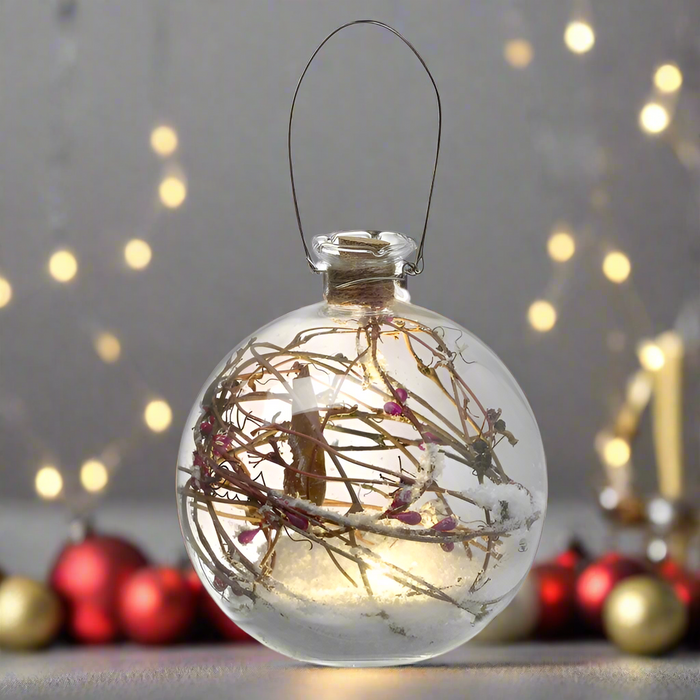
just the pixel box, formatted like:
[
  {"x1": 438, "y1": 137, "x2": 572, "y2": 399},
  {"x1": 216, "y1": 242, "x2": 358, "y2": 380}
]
[{"x1": 177, "y1": 232, "x2": 547, "y2": 666}]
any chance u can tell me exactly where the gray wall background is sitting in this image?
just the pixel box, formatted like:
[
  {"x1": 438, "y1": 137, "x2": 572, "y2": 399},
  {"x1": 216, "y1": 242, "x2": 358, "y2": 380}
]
[{"x1": 1, "y1": 0, "x2": 700, "y2": 504}]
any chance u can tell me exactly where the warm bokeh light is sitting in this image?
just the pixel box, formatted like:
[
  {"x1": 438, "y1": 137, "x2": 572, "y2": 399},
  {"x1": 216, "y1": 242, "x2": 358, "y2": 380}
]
[
  {"x1": 602, "y1": 437, "x2": 631, "y2": 468},
  {"x1": 0, "y1": 276, "x2": 12, "y2": 308},
  {"x1": 159, "y1": 176, "x2": 187, "y2": 208},
  {"x1": 145, "y1": 399, "x2": 172, "y2": 432},
  {"x1": 124, "y1": 239, "x2": 152, "y2": 270},
  {"x1": 654, "y1": 64, "x2": 682, "y2": 93},
  {"x1": 599, "y1": 486, "x2": 620, "y2": 511},
  {"x1": 647, "y1": 538, "x2": 668, "y2": 563},
  {"x1": 637, "y1": 341, "x2": 665, "y2": 371},
  {"x1": 547, "y1": 228, "x2": 576, "y2": 262},
  {"x1": 94, "y1": 332, "x2": 121, "y2": 363},
  {"x1": 527, "y1": 300, "x2": 557, "y2": 332},
  {"x1": 80, "y1": 459, "x2": 109, "y2": 493},
  {"x1": 602, "y1": 251, "x2": 631, "y2": 283},
  {"x1": 503, "y1": 39, "x2": 533, "y2": 69},
  {"x1": 564, "y1": 21, "x2": 595, "y2": 54},
  {"x1": 150, "y1": 125, "x2": 179, "y2": 157},
  {"x1": 48, "y1": 250, "x2": 78, "y2": 282},
  {"x1": 639, "y1": 102, "x2": 670, "y2": 134},
  {"x1": 35, "y1": 465, "x2": 63, "y2": 500},
  {"x1": 614, "y1": 590, "x2": 646, "y2": 626}
]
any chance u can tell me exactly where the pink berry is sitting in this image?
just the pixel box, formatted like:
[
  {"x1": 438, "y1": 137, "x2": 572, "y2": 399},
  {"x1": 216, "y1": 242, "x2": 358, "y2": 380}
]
[
  {"x1": 237, "y1": 528, "x2": 261, "y2": 545},
  {"x1": 441, "y1": 542, "x2": 455, "y2": 553},
  {"x1": 200, "y1": 417, "x2": 214, "y2": 435},
  {"x1": 395, "y1": 388, "x2": 408, "y2": 403},
  {"x1": 432, "y1": 516, "x2": 457, "y2": 532},
  {"x1": 390, "y1": 511, "x2": 422, "y2": 525},
  {"x1": 286, "y1": 512, "x2": 309, "y2": 531},
  {"x1": 384, "y1": 401, "x2": 403, "y2": 416}
]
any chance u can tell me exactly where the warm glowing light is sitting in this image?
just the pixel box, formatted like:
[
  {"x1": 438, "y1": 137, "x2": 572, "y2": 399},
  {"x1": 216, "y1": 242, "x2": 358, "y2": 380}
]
[
  {"x1": 527, "y1": 300, "x2": 557, "y2": 332},
  {"x1": 599, "y1": 487, "x2": 620, "y2": 510},
  {"x1": 150, "y1": 125, "x2": 179, "y2": 157},
  {"x1": 0, "y1": 277, "x2": 12, "y2": 308},
  {"x1": 648, "y1": 497, "x2": 674, "y2": 527},
  {"x1": 80, "y1": 459, "x2": 109, "y2": 493},
  {"x1": 647, "y1": 538, "x2": 668, "y2": 563},
  {"x1": 159, "y1": 176, "x2": 187, "y2": 208},
  {"x1": 564, "y1": 21, "x2": 595, "y2": 54},
  {"x1": 603, "y1": 437, "x2": 631, "y2": 468},
  {"x1": 615, "y1": 590, "x2": 646, "y2": 626},
  {"x1": 637, "y1": 341, "x2": 665, "y2": 371},
  {"x1": 602, "y1": 251, "x2": 631, "y2": 283},
  {"x1": 639, "y1": 102, "x2": 670, "y2": 134},
  {"x1": 547, "y1": 229, "x2": 576, "y2": 262},
  {"x1": 504, "y1": 39, "x2": 533, "y2": 69},
  {"x1": 94, "y1": 332, "x2": 121, "y2": 363},
  {"x1": 35, "y1": 465, "x2": 63, "y2": 500},
  {"x1": 48, "y1": 250, "x2": 78, "y2": 282},
  {"x1": 654, "y1": 64, "x2": 682, "y2": 93},
  {"x1": 124, "y1": 239, "x2": 152, "y2": 270},
  {"x1": 145, "y1": 399, "x2": 172, "y2": 432}
]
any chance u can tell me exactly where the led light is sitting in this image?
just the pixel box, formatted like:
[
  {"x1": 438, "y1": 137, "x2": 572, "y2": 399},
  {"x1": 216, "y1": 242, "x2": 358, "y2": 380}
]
[
  {"x1": 48, "y1": 250, "x2": 78, "y2": 282},
  {"x1": 564, "y1": 21, "x2": 595, "y2": 54},
  {"x1": 150, "y1": 125, "x2": 179, "y2": 157},
  {"x1": 145, "y1": 399, "x2": 172, "y2": 432},
  {"x1": 94, "y1": 332, "x2": 121, "y2": 363},
  {"x1": 527, "y1": 300, "x2": 557, "y2": 332},
  {"x1": 35, "y1": 465, "x2": 63, "y2": 500},
  {"x1": 159, "y1": 176, "x2": 187, "y2": 208},
  {"x1": 639, "y1": 103, "x2": 670, "y2": 134},
  {"x1": 0, "y1": 277, "x2": 12, "y2": 308},
  {"x1": 80, "y1": 459, "x2": 109, "y2": 493},
  {"x1": 647, "y1": 538, "x2": 668, "y2": 563},
  {"x1": 547, "y1": 229, "x2": 576, "y2": 262},
  {"x1": 654, "y1": 64, "x2": 682, "y2": 93},
  {"x1": 637, "y1": 341, "x2": 665, "y2": 371},
  {"x1": 602, "y1": 251, "x2": 631, "y2": 283},
  {"x1": 504, "y1": 39, "x2": 533, "y2": 69},
  {"x1": 602, "y1": 437, "x2": 630, "y2": 468},
  {"x1": 599, "y1": 486, "x2": 620, "y2": 510},
  {"x1": 124, "y1": 239, "x2": 152, "y2": 270}
]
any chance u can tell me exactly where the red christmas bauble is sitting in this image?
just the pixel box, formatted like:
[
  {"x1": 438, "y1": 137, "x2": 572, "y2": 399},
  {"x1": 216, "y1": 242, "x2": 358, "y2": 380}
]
[
  {"x1": 49, "y1": 535, "x2": 148, "y2": 644},
  {"x1": 554, "y1": 539, "x2": 590, "y2": 572},
  {"x1": 658, "y1": 560, "x2": 700, "y2": 639},
  {"x1": 533, "y1": 563, "x2": 577, "y2": 637},
  {"x1": 200, "y1": 587, "x2": 253, "y2": 642},
  {"x1": 182, "y1": 564, "x2": 252, "y2": 642},
  {"x1": 119, "y1": 567, "x2": 195, "y2": 645},
  {"x1": 576, "y1": 553, "x2": 646, "y2": 630}
]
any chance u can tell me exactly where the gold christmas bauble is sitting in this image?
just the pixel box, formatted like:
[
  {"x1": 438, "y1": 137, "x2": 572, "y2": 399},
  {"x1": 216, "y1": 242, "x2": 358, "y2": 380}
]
[
  {"x1": 603, "y1": 575, "x2": 687, "y2": 655},
  {"x1": 0, "y1": 576, "x2": 63, "y2": 650}
]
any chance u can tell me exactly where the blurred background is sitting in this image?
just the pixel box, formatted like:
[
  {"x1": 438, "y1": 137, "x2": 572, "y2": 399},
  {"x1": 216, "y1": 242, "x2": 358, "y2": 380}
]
[{"x1": 2, "y1": 0, "x2": 700, "y2": 522}]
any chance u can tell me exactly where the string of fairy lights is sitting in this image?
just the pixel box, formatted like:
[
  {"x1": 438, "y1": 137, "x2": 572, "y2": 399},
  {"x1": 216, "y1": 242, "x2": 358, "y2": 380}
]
[
  {"x1": 504, "y1": 5, "x2": 696, "y2": 502},
  {"x1": 4, "y1": 1, "x2": 187, "y2": 503},
  {"x1": 0, "y1": 4, "x2": 694, "y2": 505}
]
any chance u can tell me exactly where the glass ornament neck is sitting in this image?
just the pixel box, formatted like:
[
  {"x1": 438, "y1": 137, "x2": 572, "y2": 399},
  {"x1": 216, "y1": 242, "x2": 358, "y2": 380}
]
[{"x1": 312, "y1": 231, "x2": 415, "y2": 310}]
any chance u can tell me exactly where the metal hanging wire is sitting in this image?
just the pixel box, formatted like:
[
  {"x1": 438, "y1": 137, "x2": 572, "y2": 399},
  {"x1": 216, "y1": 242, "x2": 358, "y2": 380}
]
[{"x1": 288, "y1": 19, "x2": 442, "y2": 277}]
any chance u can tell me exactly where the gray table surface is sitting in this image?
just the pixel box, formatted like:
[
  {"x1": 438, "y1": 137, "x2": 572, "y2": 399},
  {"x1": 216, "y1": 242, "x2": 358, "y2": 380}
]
[{"x1": 2, "y1": 642, "x2": 700, "y2": 700}]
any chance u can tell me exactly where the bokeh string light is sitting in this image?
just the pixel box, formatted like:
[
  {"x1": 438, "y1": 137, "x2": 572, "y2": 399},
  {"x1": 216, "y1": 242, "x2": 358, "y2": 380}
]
[
  {"x1": 639, "y1": 102, "x2": 670, "y2": 135},
  {"x1": 564, "y1": 20, "x2": 595, "y2": 55},
  {"x1": 0, "y1": 277, "x2": 12, "y2": 308},
  {"x1": 124, "y1": 239, "x2": 152, "y2": 270},
  {"x1": 35, "y1": 465, "x2": 63, "y2": 500}
]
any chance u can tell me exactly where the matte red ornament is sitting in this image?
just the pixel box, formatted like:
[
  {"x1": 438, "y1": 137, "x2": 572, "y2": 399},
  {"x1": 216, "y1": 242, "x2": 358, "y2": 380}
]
[
  {"x1": 554, "y1": 538, "x2": 590, "y2": 572},
  {"x1": 119, "y1": 567, "x2": 195, "y2": 645},
  {"x1": 200, "y1": 588, "x2": 253, "y2": 642},
  {"x1": 532, "y1": 563, "x2": 577, "y2": 637},
  {"x1": 183, "y1": 564, "x2": 252, "y2": 642},
  {"x1": 576, "y1": 553, "x2": 646, "y2": 630},
  {"x1": 49, "y1": 534, "x2": 148, "y2": 644}
]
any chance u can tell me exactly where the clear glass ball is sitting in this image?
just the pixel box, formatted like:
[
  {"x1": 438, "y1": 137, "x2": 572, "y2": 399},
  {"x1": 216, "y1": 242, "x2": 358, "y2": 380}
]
[{"x1": 177, "y1": 232, "x2": 547, "y2": 666}]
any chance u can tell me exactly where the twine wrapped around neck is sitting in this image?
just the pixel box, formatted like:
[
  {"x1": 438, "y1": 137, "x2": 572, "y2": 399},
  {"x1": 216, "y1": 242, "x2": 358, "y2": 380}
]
[{"x1": 324, "y1": 235, "x2": 399, "y2": 308}]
